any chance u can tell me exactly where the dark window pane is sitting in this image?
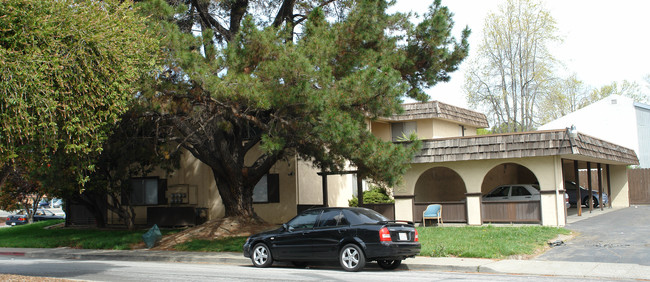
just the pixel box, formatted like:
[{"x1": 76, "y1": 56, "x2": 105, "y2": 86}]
[
  {"x1": 288, "y1": 210, "x2": 321, "y2": 229},
  {"x1": 318, "y1": 210, "x2": 348, "y2": 227},
  {"x1": 511, "y1": 186, "x2": 531, "y2": 196}
]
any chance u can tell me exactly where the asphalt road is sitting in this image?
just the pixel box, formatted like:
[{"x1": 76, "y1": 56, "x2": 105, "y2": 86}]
[
  {"x1": 537, "y1": 205, "x2": 650, "y2": 266},
  {"x1": 0, "y1": 257, "x2": 629, "y2": 282}
]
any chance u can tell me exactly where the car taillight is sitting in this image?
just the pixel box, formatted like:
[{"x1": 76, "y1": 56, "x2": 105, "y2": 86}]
[
  {"x1": 379, "y1": 227, "x2": 392, "y2": 242},
  {"x1": 414, "y1": 229, "x2": 419, "y2": 242},
  {"x1": 18, "y1": 217, "x2": 26, "y2": 222}
]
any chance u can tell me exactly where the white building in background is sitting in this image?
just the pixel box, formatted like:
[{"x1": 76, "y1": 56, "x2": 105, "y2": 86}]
[{"x1": 539, "y1": 94, "x2": 650, "y2": 168}]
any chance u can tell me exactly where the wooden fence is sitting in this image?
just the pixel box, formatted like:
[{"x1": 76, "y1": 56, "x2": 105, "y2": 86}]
[
  {"x1": 414, "y1": 202, "x2": 467, "y2": 224},
  {"x1": 629, "y1": 168, "x2": 650, "y2": 205},
  {"x1": 481, "y1": 201, "x2": 541, "y2": 223}
]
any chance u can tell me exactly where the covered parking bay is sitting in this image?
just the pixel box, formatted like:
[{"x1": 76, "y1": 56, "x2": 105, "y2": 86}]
[{"x1": 394, "y1": 129, "x2": 639, "y2": 226}]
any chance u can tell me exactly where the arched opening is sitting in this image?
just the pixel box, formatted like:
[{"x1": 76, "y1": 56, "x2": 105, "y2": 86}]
[
  {"x1": 414, "y1": 167, "x2": 467, "y2": 223},
  {"x1": 481, "y1": 163, "x2": 541, "y2": 223},
  {"x1": 481, "y1": 163, "x2": 538, "y2": 193}
]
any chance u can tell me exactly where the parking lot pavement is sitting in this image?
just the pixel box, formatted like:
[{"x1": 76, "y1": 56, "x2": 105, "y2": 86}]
[{"x1": 537, "y1": 205, "x2": 650, "y2": 266}]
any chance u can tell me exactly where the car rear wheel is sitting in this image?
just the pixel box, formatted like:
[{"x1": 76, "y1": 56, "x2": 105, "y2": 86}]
[
  {"x1": 592, "y1": 197, "x2": 599, "y2": 207},
  {"x1": 377, "y1": 259, "x2": 402, "y2": 270},
  {"x1": 583, "y1": 197, "x2": 599, "y2": 208},
  {"x1": 251, "y1": 243, "x2": 273, "y2": 268},
  {"x1": 340, "y1": 244, "x2": 365, "y2": 272}
]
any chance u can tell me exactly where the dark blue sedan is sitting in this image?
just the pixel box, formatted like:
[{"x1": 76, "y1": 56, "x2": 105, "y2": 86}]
[
  {"x1": 564, "y1": 181, "x2": 609, "y2": 207},
  {"x1": 243, "y1": 207, "x2": 420, "y2": 272},
  {"x1": 5, "y1": 209, "x2": 64, "y2": 226}
]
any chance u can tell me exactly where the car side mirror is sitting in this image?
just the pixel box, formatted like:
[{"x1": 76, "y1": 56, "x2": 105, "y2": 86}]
[{"x1": 283, "y1": 223, "x2": 293, "y2": 232}]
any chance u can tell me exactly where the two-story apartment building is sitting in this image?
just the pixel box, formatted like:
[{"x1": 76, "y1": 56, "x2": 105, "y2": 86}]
[{"x1": 88, "y1": 100, "x2": 637, "y2": 228}]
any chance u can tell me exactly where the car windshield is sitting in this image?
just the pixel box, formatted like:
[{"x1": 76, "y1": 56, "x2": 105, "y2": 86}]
[{"x1": 347, "y1": 208, "x2": 388, "y2": 224}]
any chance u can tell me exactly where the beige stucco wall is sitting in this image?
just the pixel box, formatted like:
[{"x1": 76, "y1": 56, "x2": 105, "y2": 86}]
[
  {"x1": 608, "y1": 165, "x2": 630, "y2": 208},
  {"x1": 431, "y1": 119, "x2": 463, "y2": 138},
  {"x1": 107, "y1": 151, "x2": 224, "y2": 225},
  {"x1": 109, "y1": 146, "x2": 302, "y2": 225},
  {"x1": 416, "y1": 119, "x2": 433, "y2": 139},
  {"x1": 296, "y1": 159, "x2": 355, "y2": 208},
  {"x1": 396, "y1": 156, "x2": 569, "y2": 226},
  {"x1": 252, "y1": 159, "x2": 298, "y2": 224},
  {"x1": 371, "y1": 119, "x2": 478, "y2": 142},
  {"x1": 370, "y1": 121, "x2": 391, "y2": 142},
  {"x1": 395, "y1": 198, "x2": 414, "y2": 221}
]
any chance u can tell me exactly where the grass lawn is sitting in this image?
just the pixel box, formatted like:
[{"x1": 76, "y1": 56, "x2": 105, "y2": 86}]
[
  {"x1": 0, "y1": 220, "x2": 177, "y2": 250},
  {"x1": 174, "y1": 225, "x2": 570, "y2": 258},
  {"x1": 0, "y1": 221, "x2": 569, "y2": 258},
  {"x1": 417, "y1": 225, "x2": 571, "y2": 258}
]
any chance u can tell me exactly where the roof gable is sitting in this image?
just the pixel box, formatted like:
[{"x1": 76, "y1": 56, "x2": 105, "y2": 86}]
[{"x1": 383, "y1": 101, "x2": 488, "y2": 128}]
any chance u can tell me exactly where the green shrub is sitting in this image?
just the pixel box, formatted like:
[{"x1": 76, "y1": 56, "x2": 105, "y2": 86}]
[{"x1": 349, "y1": 186, "x2": 394, "y2": 207}]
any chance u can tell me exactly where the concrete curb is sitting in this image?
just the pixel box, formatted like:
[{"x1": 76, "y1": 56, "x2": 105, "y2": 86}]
[{"x1": 2, "y1": 247, "x2": 650, "y2": 280}]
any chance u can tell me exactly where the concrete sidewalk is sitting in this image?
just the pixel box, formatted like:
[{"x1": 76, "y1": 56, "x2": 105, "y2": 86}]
[{"x1": 1, "y1": 247, "x2": 649, "y2": 280}]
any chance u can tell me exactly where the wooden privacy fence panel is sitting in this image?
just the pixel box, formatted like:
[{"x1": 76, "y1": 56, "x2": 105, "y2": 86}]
[
  {"x1": 481, "y1": 201, "x2": 541, "y2": 223},
  {"x1": 629, "y1": 168, "x2": 650, "y2": 204},
  {"x1": 414, "y1": 202, "x2": 467, "y2": 223}
]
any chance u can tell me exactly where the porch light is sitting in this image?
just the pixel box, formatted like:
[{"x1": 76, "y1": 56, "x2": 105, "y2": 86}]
[{"x1": 568, "y1": 125, "x2": 578, "y2": 139}]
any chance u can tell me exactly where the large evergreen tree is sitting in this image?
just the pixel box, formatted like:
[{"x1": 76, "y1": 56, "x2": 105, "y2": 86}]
[{"x1": 141, "y1": 0, "x2": 469, "y2": 219}]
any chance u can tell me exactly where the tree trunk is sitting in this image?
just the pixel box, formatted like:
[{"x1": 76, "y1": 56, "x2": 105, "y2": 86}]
[{"x1": 213, "y1": 168, "x2": 258, "y2": 219}]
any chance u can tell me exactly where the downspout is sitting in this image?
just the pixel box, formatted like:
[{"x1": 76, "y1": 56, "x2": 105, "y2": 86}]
[{"x1": 554, "y1": 156, "x2": 560, "y2": 227}]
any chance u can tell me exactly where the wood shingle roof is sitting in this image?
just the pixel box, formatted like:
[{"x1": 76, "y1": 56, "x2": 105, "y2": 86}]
[
  {"x1": 385, "y1": 101, "x2": 489, "y2": 128},
  {"x1": 411, "y1": 130, "x2": 639, "y2": 165}
]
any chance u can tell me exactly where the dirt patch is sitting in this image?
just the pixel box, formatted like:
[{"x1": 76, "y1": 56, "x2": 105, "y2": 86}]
[
  {"x1": 0, "y1": 274, "x2": 75, "y2": 282},
  {"x1": 150, "y1": 217, "x2": 278, "y2": 250},
  {"x1": 513, "y1": 232, "x2": 577, "y2": 260}
]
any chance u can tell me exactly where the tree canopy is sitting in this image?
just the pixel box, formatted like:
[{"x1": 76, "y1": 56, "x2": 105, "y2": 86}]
[
  {"x1": 139, "y1": 0, "x2": 470, "y2": 218},
  {"x1": 464, "y1": 0, "x2": 558, "y2": 133},
  {"x1": 0, "y1": 0, "x2": 159, "y2": 189}
]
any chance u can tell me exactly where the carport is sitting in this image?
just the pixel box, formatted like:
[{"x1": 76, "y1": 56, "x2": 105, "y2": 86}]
[{"x1": 394, "y1": 129, "x2": 638, "y2": 227}]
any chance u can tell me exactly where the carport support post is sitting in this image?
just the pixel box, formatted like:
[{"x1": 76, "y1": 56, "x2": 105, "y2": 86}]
[
  {"x1": 357, "y1": 173, "x2": 363, "y2": 207},
  {"x1": 574, "y1": 160, "x2": 582, "y2": 216},
  {"x1": 598, "y1": 163, "x2": 604, "y2": 211},
  {"x1": 606, "y1": 164, "x2": 612, "y2": 208},
  {"x1": 322, "y1": 174, "x2": 328, "y2": 207},
  {"x1": 578, "y1": 162, "x2": 594, "y2": 212}
]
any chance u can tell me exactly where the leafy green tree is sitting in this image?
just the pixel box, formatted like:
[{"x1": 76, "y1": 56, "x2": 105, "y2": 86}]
[
  {"x1": 140, "y1": 0, "x2": 469, "y2": 220},
  {"x1": 537, "y1": 74, "x2": 589, "y2": 124},
  {"x1": 586, "y1": 80, "x2": 649, "y2": 104},
  {"x1": 0, "y1": 160, "x2": 51, "y2": 224},
  {"x1": 464, "y1": 0, "x2": 559, "y2": 133},
  {"x1": 0, "y1": 0, "x2": 159, "y2": 193}
]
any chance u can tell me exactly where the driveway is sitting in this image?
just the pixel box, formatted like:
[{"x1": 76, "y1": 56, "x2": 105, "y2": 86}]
[{"x1": 537, "y1": 205, "x2": 650, "y2": 266}]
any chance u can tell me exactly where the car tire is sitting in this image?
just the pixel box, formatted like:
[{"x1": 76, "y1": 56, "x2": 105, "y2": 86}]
[
  {"x1": 377, "y1": 259, "x2": 402, "y2": 270},
  {"x1": 251, "y1": 243, "x2": 273, "y2": 268},
  {"x1": 339, "y1": 244, "x2": 365, "y2": 272},
  {"x1": 583, "y1": 197, "x2": 599, "y2": 208},
  {"x1": 592, "y1": 197, "x2": 599, "y2": 208}
]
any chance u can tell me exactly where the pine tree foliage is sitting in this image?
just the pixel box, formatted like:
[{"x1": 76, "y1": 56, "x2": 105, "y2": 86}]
[{"x1": 139, "y1": 0, "x2": 469, "y2": 218}]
